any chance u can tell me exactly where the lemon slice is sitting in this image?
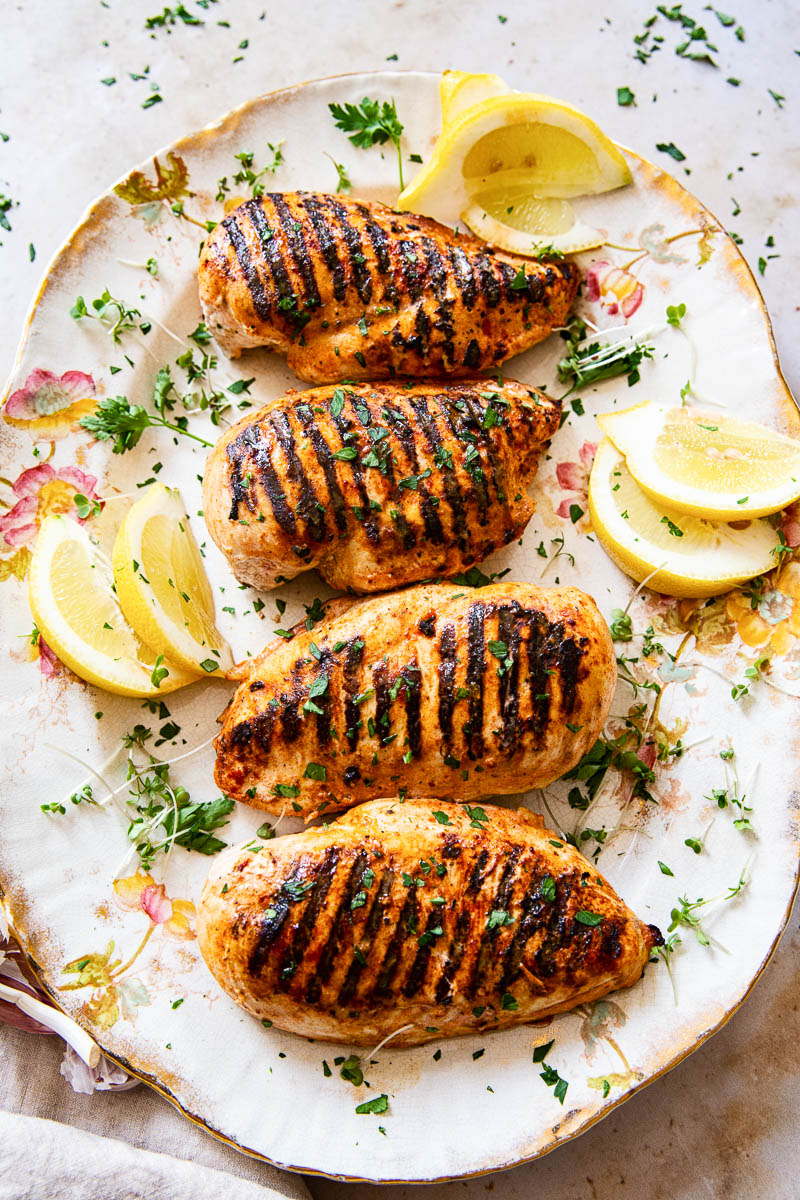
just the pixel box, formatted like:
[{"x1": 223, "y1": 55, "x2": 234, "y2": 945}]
[
  {"x1": 399, "y1": 77, "x2": 631, "y2": 233},
  {"x1": 29, "y1": 515, "x2": 198, "y2": 697},
  {"x1": 462, "y1": 188, "x2": 604, "y2": 256},
  {"x1": 588, "y1": 439, "x2": 780, "y2": 598},
  {"x1": 112, "y1": 483, "x2": 234, "y2": 677},
  {"x1": 598, "y1": 402, "x2": 800, "y2": 521}
]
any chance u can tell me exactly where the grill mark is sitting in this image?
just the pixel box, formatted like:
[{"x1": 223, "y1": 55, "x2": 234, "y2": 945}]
[
  {"x1": 449, "y1": 246, "x2": 476, "y2": 310},
  {"x1": 373, "y1": 661, "x2": 393, "y2": 746},
  {"x1": 374, "y1": 885, "x2": 418, "y2": 997},
  {"x1": 361, "y1": 214, "x2": 399, "y2": 305},
  {"x1": 272, "y1": 194, "x2": 321, "y2": 310},
  {"x1": 222, "y1": 212, "x2": 271, "y2": 321},
  {"x1": 555, "y1": 636, "x2": 580, "y2": 716},
  {"x1": 526, "y1": 612, "x2": 553, "y2": 743},
  {"x1": 461, "y1": 390, "x2": 506, "y2": 511},
  {"x1": 412, "y1": 394, "x2": 469, "y2": 546},
  {"x1": 304, "y1": 851, "x2": 369, "y2": 1003},
  {"x1": 477, "y1": 254, "x2": 502, "y2": 307},
  {"x1": 420, "y1": 237, "x2": 449, "y2": 301},
  {"x1": 336, "y1": 867, "x2": 395, "y2": 1006},
  {"x1": 467, "y1": 848, "x2": 490, "y2": 894},
  {"x1": 293, "y1": 402, "x2": 348, "y2": 535},
  {"x1": 310, "y1": 650, "x2": 335, "y2": 745},
  {"x1": 535, "y1": 875, "x2": 576, "y2": 979},
  {"x1": 465, "y1": 602, "x2": 486, "y2": 760},
  {"x1": 413, "y1": 304, "x2": 432, "y2": 359},
  {"x1": 225, "y1": 438, "x2": 256, "y2": 521},
  {"x1": 343, "y1": 636, "x2": 366, "y2": 750},
  {"x1": 301, "y1": 195, "x2": 347, "y2": 302},
  {"x1": 468, "y1": 847, "x2": 522, "y2": 998},
  {"x1": 463, "y1": 338, "x2": 481, "y2": 369},
  {"x1": 277, "y1": 848, "x2": 340, "y2": 990},
  {"x1": 248, "y1": 861, "x2": 308, "y2": 974},
  {"x1": 329, "y1": 406, "x2": 380, "y2": 545},
  {"x1": 402, "y1": 907, "x2": 442, "y2": 998},
  {"x1": 500, "y1": 868, "x2": 552, "y2": 991},
  {"x1": 327, "y1": 197, "x2": 372, "y2": 303},
  {"x1": 437, "y1": 623, "x2": 457, "y2": 744},
  {"x1": 435, "y1": 909, "x2": 470, "y2": 1005},
  {"x1": 403, "y1": 662, "x2": 422, "y2": 758},
  {"x1": 437, "y1": 397, "x2": 489, "y2": 525},
  {"x1": 247, "y1": 202, "x2": 292, "y2": 301},
  {"x1": 279, "y1": 688, "x2": 302, "y2": 744},
  {"x1": 398, "y1": 239, "x2": 424, "y2": 302},
  {"x1": 269, "y1": 411, "x2": 327, "y2": 543},
  {"x1": 384, "y1": 403, "x2": 443, "y2": 545},
  {"x1": 237, "y1": 423, "x2": 297, "y2": 536},
  {"x1": 497, "y1": 605, "x2": 523, "y2": 756},
  {"x1": 498, "y1": 260, "x2": 521, "y2": 302}
]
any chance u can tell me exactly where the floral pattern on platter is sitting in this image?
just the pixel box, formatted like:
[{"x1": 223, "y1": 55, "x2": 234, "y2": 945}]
[
  {"x1": 0, "y1": 463, "x2": 99, "y2": 553},
  {"x1": 585, "y1": 261, "x2": 644, "y2": 319},
  {"x1": 3, "y1": 369, "x2": 97, "y2": 439},
  {"x1": 59, "y1": 873, "x2": 196, "y2": 1032},
  {"x1": 113, "y1": 152, "x2": 191, "y2": 227},
  {"x1": 554, "y1": 441, "x2": 597, "y2": 523}
]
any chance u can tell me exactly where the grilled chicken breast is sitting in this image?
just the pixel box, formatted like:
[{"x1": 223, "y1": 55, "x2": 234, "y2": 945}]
[
  {"x1": 198, "y1": 799, "x2": 661, "y2": 1047},
  {"x1": 203, "y1": 378, "x2": 560, "y2": 592},
  {"x1": 214, "y1": 582, "x2": 615, "y2": 818},
  {"x1": 198, "y1": 192, "x2": 580, "y2": 382}
]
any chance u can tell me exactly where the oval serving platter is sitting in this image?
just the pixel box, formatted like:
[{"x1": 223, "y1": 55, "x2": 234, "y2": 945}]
[{"x1": 1, "y1": 72, "x2": 799, "y2": 1183}]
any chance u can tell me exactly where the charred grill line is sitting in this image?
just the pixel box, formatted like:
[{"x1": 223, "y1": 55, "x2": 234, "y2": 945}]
[
  {"x1": 304, "y1": 851, "x2": 369, "y2": 1003},
  {"x1": 311, "y1": 650, "x2": 335, "y2": 745},
  {"x1": 383, "y1": 402, "x2": 444, "y2": 546},
  {"x1": 300, "y1": 195, "x2": 348, "y2": 302},
  {"x1": 343, "y1": 636, "x2": 366, "y2": 751},
  {"x1": 278, "y1": 684, "x2": 302, "y2": 744},
  {"x1": 477, "y1": 254, "x2": 502, "y2": 308},
  {"x1": 272, "y1": 194, "x2": 322, "y2": 312},
  {"x1": 467, "y1": 847, "x2": 522, "y2": 998},
  {"x1": 373, "y1": 661, "x2": 393, "y2": 747},
  {"x1": 247, "y1": 202, "x2": 293, "y2": 303},
  {"x1": 269, "y1": 411, "x2": 327, "y2": 544},
  {"x1": 465, "y1": 603, "x2": 486, "y2": 760},
  {"x1": 461, "y1": 391, "x2": 508, "y2": 514},
  {"x1": 409, "y1": 394, "x2": 469, "y2": 548},
  {"x1": 398, "y1": 239, "x2": 424, "y2": 303},
  {"x1": 373, "y1": 885, "x2": 418, "y2": 998},
  {"x1": 535, "y1": 873, "x2": 576, "y2": 979},
  {"x1": 467, "y1": 848, "x2": 490, "y2": 895},
  {"x1": 327, "y1": 198, "x2": 372, "y2": 303},
  {"x1": 448, "y1": 246, "x2": 476, "y2": 310},
  {"x1": 499, "y1": 868, "x2": 551, "y2": 991},
  {"x1": 235, "y1": 424, "x2": 297, "y2": 536},
  {"x1": 438, "y1": 398, "x2": 489, "y2": 524},
  {"x1": 248, "y1": 861, "x2": 309, "y2": 974},
  {"x1": 437, "y1": 623, "x2": 457, "y2": 745},
  {"x1": 277, "y1": 848, "x2": 340, "y2": 990},
  {"x1": 497, "y1": 605, "x2": 523, "y2": 756},
  {"x1": 526, "y1": 612, "x2": 553, "y2": 744},
  {"x1": 403, "y1": 662, "x2": 423, "y2": 758},
  {"x1": 553, "y1": 635, "x2": 580, "y2": 716},
  {"x1": 330, "y1": 406, "x2": 381, "y2": 545},
  {"x1": 360, "y1": 211, "x2": 399, "y2": 305},
  {"x1": 223, "y1": 212, "x2": 272, "y2": 321},
  {"x1": 336, "y1": 866, "x2": 395, "y2": 1006},
  {"x1": 225, "y1": 438, "x2": 257, "y2": 521},
  {"x1": 293, "y1": 402, "x2": 349, "y2": 535},
  {"x1": 435, "y1": 909, "x2": 471, "y2": 1005},
  {"x1": 403, "y1": 906, "x2": 443, "y2": 998}
]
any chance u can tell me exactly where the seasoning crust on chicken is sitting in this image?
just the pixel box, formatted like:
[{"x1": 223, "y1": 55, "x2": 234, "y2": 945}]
[
  {"x1": 202, "y1": 379, "x2": 560, "y2": 592},
  {"x1": 197, "y1": 799, "x2": 662, "y2": 1047},
  {"x1": 198, "y1": 192, "x2": 580, "y2": 382},
  {"x1": 213, "y1": 582, "x2": 616, "y2": 818}
]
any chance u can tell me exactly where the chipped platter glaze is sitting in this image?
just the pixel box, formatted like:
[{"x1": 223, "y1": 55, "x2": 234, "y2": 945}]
[{"x1": 0, "y1": 72, "x2": 798, "y2": 1183}]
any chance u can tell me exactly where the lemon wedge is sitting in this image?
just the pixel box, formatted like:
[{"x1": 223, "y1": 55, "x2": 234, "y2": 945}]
[
  {"x1": 598, "y1": 402, "x2": 800, "y2": 521},
  {"x1": 112, "y1": 483, "x2": 234, "y2": 677},
  {"x1": 29, "y1": 515, "x2": 198, "y2": 697},
  {"x1": 588, "y1": 439, "x2": 781, "y2": 598},
  {"x1": 399, "y1": 74, "x2": 630, "y2": 254}
]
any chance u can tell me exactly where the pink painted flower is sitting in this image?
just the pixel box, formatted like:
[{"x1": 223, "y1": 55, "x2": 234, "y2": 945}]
[
  {"x1": 4, "y1": 369, "x2": 96, "y2": 439},
  {"x1": 585, "y1": 261, "x2": 644, "y2": 319},
  {"x1": 0, "y1": 463, "x2": 99, "y2": 549},
  {"x1": 113, "y1": 872, "x2": 196, "y2": 940},
  {"x1": 555, "y1": 441, "x2": 597, "y2": 519}
]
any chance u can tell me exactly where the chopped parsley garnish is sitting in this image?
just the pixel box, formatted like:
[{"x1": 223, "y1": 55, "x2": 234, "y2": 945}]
[{"x1": 329, "y1": 96, "x2": 405, "y2": 188}]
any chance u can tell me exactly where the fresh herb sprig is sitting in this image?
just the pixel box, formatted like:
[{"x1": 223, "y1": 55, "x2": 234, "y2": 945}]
[
  {"x1": 71, "y1": 290, "x2": 149, "y2": 344},
  {"x1": 558, "y1": 331, "x2": 655, "y2": 394},
  {"x1": 329, "y1": 96, "x2": 405, "y2": 188},
  {"x1": 80, "y1": 394, "x2": 214, "y2": 453},
  {"x1": 125, "y1": 759, "x2": 234, "y2": 871}
]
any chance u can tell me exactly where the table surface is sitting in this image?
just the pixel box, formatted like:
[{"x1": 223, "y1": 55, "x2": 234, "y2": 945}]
[{"x1": 1, "y1": 2, "x2": 798, "y2": 1197}]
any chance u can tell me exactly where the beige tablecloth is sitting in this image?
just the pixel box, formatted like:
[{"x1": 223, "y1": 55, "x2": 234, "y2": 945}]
[{"x1": 1, "y1": 1026, "x2": 310, "y2": 1199}]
